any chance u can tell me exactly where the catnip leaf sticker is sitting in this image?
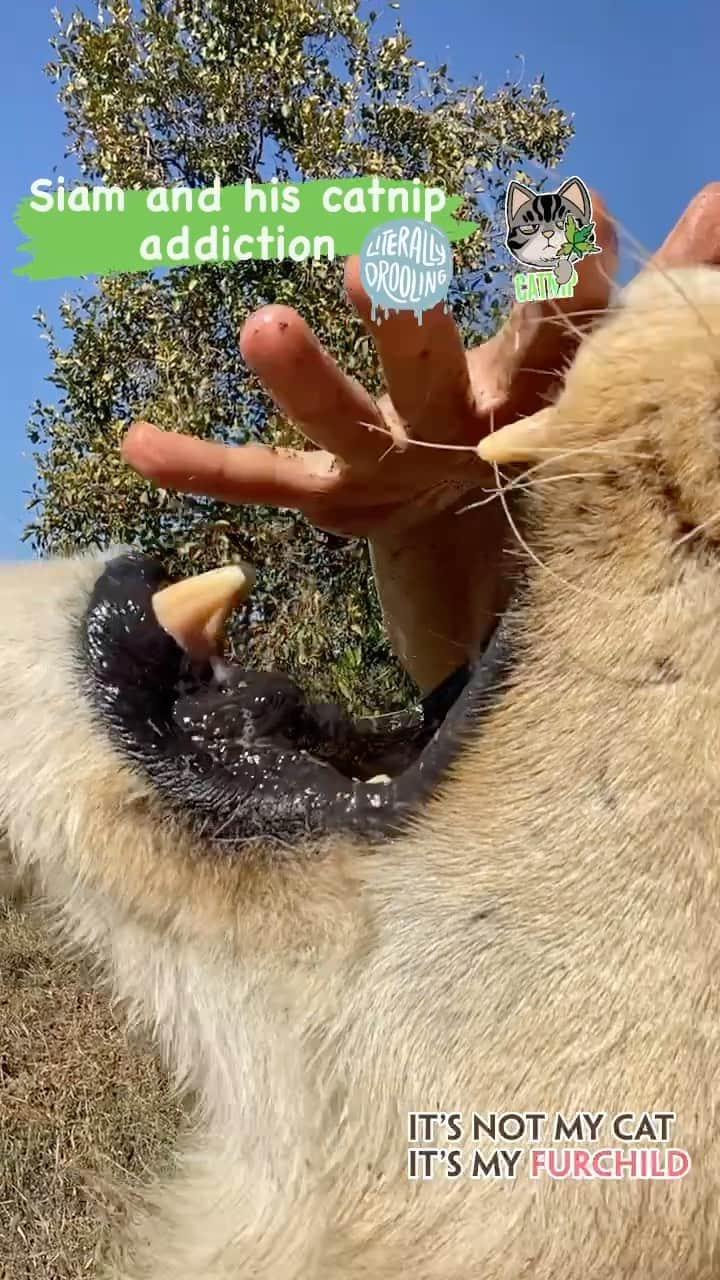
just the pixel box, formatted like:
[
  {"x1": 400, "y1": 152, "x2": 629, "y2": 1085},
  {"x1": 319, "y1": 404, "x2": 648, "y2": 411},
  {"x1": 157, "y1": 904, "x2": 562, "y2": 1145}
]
[{"x1": 561, "y1": 215, "x2": 601, "y2": 259}]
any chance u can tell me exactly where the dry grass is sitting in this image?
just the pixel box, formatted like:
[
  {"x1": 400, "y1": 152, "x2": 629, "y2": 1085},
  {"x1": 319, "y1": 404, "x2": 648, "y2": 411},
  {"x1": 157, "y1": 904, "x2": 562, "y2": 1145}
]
[{"x1": 0, "y1": 893, "x2": 183, "y2": 1278}]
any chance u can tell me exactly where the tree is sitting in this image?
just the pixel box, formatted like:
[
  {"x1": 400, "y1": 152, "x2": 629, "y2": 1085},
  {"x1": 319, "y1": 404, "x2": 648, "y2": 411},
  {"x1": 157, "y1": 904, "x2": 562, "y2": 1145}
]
[{"x1": 27, "y1": 0, "x2": 572, "y2": 713}]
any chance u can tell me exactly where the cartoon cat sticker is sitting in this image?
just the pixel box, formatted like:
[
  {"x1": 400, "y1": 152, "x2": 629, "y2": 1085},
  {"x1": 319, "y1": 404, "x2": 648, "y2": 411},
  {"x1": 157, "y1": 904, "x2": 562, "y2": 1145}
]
[{"x1": 505, "y1": 176, "x2": 601, "y2": 300}]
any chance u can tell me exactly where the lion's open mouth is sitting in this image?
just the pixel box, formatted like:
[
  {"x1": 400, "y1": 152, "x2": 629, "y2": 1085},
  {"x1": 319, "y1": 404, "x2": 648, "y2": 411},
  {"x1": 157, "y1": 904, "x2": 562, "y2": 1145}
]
[{"x1": 79, "y1": 553, "x2": 510, "y2": 849}]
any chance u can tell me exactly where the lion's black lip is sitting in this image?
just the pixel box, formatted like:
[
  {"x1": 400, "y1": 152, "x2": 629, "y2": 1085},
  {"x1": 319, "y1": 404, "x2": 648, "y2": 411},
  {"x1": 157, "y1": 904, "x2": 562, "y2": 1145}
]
[{"x1": 80, "y1": 553, "x2": 514, "y2": 850}]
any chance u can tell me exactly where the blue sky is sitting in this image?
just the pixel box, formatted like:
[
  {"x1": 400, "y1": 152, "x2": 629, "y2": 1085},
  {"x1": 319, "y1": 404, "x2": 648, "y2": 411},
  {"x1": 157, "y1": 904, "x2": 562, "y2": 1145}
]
[{"x1": 2, "y1": 0, "x2": 719, "y2": 558}]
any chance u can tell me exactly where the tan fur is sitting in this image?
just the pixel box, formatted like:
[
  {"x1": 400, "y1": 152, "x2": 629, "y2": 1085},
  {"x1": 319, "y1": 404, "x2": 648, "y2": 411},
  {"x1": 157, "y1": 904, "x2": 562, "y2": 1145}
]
[
  {"x1": 0, "y1": 835, "x2": 16, "y2": 898},
  {"x1": 3, "y1": 267, "x2": 720, "y2": 1276}
]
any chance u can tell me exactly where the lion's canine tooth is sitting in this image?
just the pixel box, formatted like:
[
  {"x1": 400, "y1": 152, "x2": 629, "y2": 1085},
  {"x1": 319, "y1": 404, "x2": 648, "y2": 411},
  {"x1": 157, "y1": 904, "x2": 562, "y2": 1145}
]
[
  {"x1": 475, "y1": 406, "x2": 555, "y2": 464},
  {"x1": 367, "y1": 774, "x2": 392, "y2": 784},
  {"x1": 152, "y1": 563, "x2": 256, "y2": 658}
]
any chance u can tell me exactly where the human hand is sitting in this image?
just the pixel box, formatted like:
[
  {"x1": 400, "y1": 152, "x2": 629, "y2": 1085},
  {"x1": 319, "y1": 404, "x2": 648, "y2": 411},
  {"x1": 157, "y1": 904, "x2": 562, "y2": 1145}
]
[
  {"x1": 122, "y1": 194, "x2": 616, "y2": 538},
  {"x1": 122, "y1": 185, "x2": 720, "y2": 690}
]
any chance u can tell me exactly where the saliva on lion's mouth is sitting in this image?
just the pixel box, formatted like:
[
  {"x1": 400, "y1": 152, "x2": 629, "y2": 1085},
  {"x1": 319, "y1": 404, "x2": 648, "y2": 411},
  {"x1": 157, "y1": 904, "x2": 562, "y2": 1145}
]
[{"x1": 80, "y1": 552, "x2": 503, "y2": 845}]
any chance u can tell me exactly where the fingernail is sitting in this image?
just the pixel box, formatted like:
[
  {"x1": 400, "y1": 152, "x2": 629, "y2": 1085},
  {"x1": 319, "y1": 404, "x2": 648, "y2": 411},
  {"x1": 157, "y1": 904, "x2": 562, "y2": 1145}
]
[{"x1": 130, "y1": 420, "x2": 163, "y2": 436}]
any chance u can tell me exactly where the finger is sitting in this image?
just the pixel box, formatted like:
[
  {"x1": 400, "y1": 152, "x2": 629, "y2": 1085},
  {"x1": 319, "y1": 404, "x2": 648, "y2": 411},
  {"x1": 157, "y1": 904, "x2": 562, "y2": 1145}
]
[
  {"x1": 550, "y1": 188, "x2": 618, "y2": 318},
  {"x1": 518, "y1": 191, "x2": 618, "y2": 373},
  {"x1": 651, "y1": 182, "x2": 720, "y2": 269},
  {"x1": 122, "y1": 422, "x2": 338, "y2": 507},
  {"x1": 238, "y1": 304, "x2": 385, "y2": 463},
  {"x1": 344, "y1": 255, "x2": 474, "y2": 442},
  {"x1": 478, "y1": 190, "x2": 618, "y2": 424}
]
